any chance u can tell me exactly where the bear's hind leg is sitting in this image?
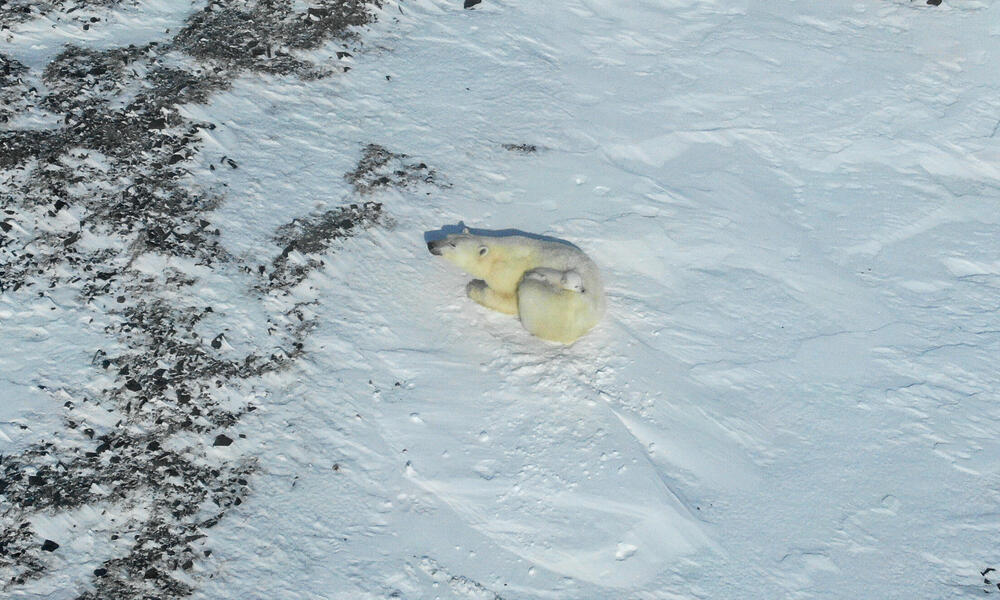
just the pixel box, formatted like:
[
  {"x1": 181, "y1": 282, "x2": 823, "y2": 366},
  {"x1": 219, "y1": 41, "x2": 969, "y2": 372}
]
[{"x1": 466, "y1": 279, "x2": 518, "y2": 314}]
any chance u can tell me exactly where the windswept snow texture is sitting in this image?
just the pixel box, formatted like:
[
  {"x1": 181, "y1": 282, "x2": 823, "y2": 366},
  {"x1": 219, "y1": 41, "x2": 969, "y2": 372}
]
[{"x1": 3, "y1": 0, "x2": 1000, "y2": 599}]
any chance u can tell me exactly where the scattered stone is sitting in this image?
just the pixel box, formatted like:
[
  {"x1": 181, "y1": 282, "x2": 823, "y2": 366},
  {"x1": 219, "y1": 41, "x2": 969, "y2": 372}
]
[
  {"x1": 501, "y1": 143, "x2": 538, "y2": 153},
  {"x1": 267, "y1": 200, "x2": 390, "y2": 289},
  {"x1": 344, "y1": 144, "x2": 443, "y2": 195},
  {"x1": 213, "y1": 434, "x2": 234, "y2": 447},
  {"x1": 1, "y1": 2, "x2": 385, "y2": 598}
]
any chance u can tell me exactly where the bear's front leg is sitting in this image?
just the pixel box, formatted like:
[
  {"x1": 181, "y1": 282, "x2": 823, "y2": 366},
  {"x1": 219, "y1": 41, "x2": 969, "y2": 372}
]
[{"x1": 466, "y1": 279, "x2": 518, "y2": 315}]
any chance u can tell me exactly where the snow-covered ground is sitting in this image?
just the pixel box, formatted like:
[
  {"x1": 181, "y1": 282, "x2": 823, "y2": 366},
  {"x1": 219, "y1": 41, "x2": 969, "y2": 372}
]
[{"x1": 3, "y1": 0, "x2": 1000, "y2": 598}]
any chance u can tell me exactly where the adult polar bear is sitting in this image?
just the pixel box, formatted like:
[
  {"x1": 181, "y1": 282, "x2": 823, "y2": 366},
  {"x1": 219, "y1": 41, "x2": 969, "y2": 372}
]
[{"x1": 427, "y1": 228, "x2": 606, "y2": 344}]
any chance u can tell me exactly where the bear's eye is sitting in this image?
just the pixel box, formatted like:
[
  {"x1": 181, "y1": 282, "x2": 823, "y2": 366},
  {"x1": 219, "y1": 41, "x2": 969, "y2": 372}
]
[{"x1": 478, "y1": 246, "x2": 489, "y2": 257}]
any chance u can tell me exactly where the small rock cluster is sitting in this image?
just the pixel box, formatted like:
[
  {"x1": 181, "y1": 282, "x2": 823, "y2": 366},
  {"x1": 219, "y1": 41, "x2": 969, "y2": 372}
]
[{"x1": 0, "y1": 2, "x2": 445, "y2": 599}]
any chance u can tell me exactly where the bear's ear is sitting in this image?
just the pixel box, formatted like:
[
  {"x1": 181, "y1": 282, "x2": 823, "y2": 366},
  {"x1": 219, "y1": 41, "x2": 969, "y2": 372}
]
[{"x1": 478, "y1": 245, "x2": 489, "y2": 257}]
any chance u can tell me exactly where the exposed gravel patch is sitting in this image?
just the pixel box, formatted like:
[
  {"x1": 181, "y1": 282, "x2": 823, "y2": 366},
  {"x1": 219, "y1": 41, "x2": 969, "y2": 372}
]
[
  {"x1": 267, "y1": 201, "x2": 391, "y2": 290},
  {"x1": 0, "y1": 2, "x2": 412, "y2": 599},
  {"x1": 345, "y1": 143, "x2": 444, "y2": 194}
]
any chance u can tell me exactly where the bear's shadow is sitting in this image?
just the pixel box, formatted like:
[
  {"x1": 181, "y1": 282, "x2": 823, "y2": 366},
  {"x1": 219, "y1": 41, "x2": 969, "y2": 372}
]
[{"x1": 423, "y1": 223, "x2": 580, "y2": 250}]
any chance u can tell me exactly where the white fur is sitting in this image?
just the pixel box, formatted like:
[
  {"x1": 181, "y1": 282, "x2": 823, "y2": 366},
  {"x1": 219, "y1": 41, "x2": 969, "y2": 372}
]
[{"x1": 428, "y1": 231, "x2": 605, "y2": 343}]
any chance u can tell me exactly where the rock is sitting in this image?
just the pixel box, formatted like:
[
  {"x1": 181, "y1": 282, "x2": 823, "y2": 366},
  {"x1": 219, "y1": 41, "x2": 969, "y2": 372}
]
[
  {"x1": 213, "y1": 434, "x2": 233, "y2": 447},
  {"x1": 41, "y1": 539, "x2": 59, "y2": 552},
  {"x1": 464, "y1": 0, "x2": 482, "y2": 7}
]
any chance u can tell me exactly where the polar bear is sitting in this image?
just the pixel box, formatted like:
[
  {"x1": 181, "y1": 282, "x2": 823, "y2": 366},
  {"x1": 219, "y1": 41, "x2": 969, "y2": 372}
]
[{"x1": 427, "y1": 229, "x2": 605, "y2": 343}]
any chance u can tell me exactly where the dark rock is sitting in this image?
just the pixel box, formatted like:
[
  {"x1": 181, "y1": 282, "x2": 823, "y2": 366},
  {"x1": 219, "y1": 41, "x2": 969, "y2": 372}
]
[
  {"x1": 927, "y1": 0, "x2": 941, "y2": 4},
  {"x1": 502, "y1": 143, "x2": 538, "y2": 153},
  {"x1": 464, "y1": 0, "x2": 482, "y2": 7},
  {"x1": 212, "y1": 434, "x2": 233, "y2": 447},
  {"x1": 0, "y1": 1, "x2": 383, "y2": 594}
]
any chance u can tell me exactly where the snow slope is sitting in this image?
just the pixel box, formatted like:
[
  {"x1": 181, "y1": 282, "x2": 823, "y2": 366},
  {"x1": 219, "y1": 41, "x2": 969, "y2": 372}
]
[{"x1": 4, "y1": 0, "x2": 1000, "y2": 598}]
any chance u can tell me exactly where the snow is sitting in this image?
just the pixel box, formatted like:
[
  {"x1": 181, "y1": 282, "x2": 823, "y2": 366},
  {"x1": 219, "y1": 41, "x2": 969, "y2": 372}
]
[{"x1": 4, "y1": 0, "x2": 1000, "y2": 598}]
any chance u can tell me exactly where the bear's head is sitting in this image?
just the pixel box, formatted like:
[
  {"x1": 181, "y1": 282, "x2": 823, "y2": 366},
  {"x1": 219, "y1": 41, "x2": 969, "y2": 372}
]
[{"x1": 427, "y1": 230, "x2": 492, "y2": 276}]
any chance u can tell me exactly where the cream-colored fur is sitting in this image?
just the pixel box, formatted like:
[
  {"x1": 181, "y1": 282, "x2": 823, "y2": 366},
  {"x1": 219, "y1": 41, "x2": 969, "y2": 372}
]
[{"x1": 428, "y1": 230, "x2": 605, "y2": 343}]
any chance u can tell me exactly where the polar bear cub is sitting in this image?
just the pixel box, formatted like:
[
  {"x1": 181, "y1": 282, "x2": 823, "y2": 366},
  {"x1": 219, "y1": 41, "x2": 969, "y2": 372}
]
[
  {"x1": 522, "y1": 267, "x2": 585, "y2": 293},
  {"x1": 427, "y1": 229, "x2": 605, "y2": 344}
]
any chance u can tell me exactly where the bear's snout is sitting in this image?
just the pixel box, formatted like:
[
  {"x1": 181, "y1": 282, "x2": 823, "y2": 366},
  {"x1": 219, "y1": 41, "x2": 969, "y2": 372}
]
[{"x1": 427, "y1": 240, "x2": 442, "y2": 256}]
